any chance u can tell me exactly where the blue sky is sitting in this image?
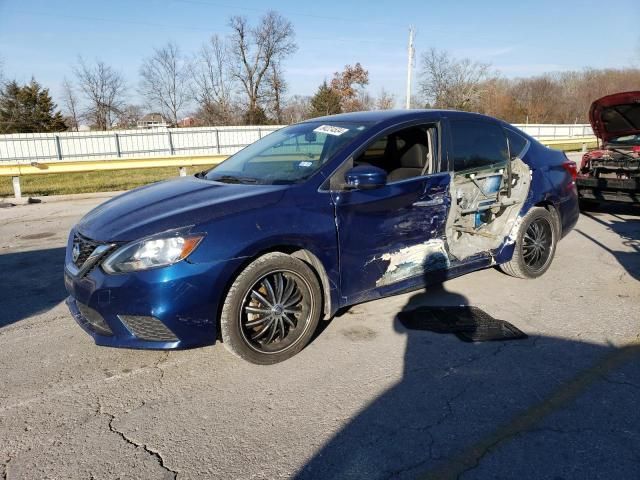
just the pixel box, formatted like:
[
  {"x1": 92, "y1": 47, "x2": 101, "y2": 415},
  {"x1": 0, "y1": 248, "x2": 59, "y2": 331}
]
[{"x1": 0, "y1": 0, "x2": 638, "y2": 110}]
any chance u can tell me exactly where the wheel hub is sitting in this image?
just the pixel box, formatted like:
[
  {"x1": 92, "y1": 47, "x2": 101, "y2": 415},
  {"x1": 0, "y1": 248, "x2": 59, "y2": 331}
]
[
  {"x1": 523, "y1": 217, "x2": 553, "y2": 270},
  {"x1": 239, "y1": 270, "x2": 313, "y2": 354}
]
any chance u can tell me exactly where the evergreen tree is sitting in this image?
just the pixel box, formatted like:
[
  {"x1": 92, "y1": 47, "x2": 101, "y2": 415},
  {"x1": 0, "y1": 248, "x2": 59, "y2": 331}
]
[
  {"x1": 242, "y1": 105, "x2": 268, "y2": 125},
  {"x1": 309, "y1": 81, "x2": 342, "y2": 118},
  {"x1": 0, "y1": 79, "x2": 67, "y2": 133}
]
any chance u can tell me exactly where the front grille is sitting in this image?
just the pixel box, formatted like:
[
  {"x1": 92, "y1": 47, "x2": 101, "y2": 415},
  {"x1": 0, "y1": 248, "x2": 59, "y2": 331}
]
[
  {"x1": 70, "y1": 233, "x2": 116, "y2": 276},
  {"x1": 73, "y1": 233, "x2": 101, "y2": 268},
  {"x1": 118, "y1": 315, "x2": 179, "y2": 342}
]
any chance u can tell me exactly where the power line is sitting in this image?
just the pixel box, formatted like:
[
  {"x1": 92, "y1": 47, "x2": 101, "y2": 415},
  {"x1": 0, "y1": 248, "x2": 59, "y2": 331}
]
[
  {"x1": 3, "y1": 9, "x2": 404, "y2": 46},
  {"x1": 4, "y1": 9, "x2": 215, "y2": 32},
  {"x1": 168, "y1": 0, "x2": 409, "y2": 29}
]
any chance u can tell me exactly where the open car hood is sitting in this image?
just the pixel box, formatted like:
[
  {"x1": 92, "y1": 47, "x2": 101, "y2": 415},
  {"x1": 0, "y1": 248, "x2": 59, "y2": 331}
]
[{"x1": 589, "y1": 91, "x2": 640, "y2": 142}]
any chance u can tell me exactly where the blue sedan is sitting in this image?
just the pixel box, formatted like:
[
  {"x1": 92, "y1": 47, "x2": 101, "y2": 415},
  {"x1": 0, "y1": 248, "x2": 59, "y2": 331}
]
[{"x1": 64, "y1": 110, "x2": 579, "y2": 363}]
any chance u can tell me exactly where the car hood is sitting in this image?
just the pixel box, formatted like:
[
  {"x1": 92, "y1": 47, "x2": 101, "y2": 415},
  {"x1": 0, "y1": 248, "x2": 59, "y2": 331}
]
[
  {"x1": 589, "y1": 91, "x2": 640, "y2": 142},
  {"x1": 76, "y1": 176, "x2": 288, "y2": 242}
]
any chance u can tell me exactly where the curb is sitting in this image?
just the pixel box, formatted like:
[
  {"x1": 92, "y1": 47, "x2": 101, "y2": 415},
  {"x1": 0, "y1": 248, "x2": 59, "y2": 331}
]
[{"x1": 0, "y1": 190, "x2": 122, "y2": 207}]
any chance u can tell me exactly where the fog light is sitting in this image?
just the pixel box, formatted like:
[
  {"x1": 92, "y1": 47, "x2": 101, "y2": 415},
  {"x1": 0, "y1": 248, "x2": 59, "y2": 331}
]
[{"x1": 77, "y1": 302, "x2": 113, "y2": 336}]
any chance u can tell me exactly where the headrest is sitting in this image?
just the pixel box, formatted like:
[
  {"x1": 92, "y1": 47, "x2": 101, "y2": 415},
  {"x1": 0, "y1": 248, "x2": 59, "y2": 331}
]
[{"x1": 399, "y1": 144, "x2": 426, "y2": 169}]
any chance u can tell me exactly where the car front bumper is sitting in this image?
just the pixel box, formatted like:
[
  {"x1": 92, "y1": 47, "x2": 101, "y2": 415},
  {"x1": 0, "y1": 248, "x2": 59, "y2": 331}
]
[
  {"x1": 577, "y1": 177, "x2": 640, "y2": 204},
  {"x1": 64, "y1": 252, "x2": 244, "y2": 350}
]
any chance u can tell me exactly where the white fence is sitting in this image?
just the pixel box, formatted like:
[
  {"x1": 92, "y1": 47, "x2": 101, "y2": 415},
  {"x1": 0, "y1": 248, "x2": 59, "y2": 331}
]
[
  {"x1": 0, "y1": 126, "x2": 284, "y2": 164},
  {"x1": 0, "y1": 123, "x2": 593, "y2": 165},
  {"x1": 515, "y1": 124, "x2": 593, "y2": 139}
]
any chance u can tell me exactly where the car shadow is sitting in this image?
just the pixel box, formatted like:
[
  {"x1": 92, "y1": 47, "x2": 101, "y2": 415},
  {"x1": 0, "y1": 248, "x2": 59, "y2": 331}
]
[
  {"x1": 295, "y1": 263, "x2": 640, "y2": 479},
  {"x1": 0, "y1": 247, "x2": 67, "y2": 329},
  {"x1": 577, "y1": 206, "x2": 640, "y2": 282}
]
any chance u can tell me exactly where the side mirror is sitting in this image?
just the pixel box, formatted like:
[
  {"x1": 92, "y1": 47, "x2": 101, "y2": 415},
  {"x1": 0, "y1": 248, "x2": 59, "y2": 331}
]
[{"x1": 345, "y1": 165, "x2": 387, "y2": 190}]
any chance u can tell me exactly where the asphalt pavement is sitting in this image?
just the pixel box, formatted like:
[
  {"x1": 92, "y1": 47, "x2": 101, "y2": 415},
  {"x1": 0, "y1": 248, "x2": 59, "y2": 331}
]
[{"x1": 0, "y1": 196, "x2": 638, "y2": 479}]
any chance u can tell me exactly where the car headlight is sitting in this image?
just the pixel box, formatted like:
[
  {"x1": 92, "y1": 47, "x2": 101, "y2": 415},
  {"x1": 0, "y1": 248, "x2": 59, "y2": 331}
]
[{"x1": 102, "y1": 229, "x2": 205, "y2": 274}]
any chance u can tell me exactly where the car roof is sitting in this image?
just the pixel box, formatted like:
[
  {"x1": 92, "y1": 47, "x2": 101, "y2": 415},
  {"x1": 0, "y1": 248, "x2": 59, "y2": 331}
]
[{"x1": 303, "y1": 109, "x2": 505, "y2": 126}]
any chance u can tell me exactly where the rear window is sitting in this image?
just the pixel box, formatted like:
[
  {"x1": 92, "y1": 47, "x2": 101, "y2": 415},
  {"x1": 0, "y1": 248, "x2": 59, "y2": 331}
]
[
  {"x1": 505, "y1": 128, "x2": 529, "y2": 160},
  {"x1": 450, "y1": 119, "x2": 509, "y2": 172}
]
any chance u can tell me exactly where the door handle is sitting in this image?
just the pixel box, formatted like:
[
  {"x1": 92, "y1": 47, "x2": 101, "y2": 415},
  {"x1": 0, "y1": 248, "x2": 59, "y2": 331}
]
[{"x1": 413, "y1": 198, "x2": 444, "y2": 207}]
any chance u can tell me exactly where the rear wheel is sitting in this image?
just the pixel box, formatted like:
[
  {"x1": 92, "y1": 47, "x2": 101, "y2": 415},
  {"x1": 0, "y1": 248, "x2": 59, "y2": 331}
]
[
  {"x1": 220, "y1": 252, "x2": 322, "y2": 364},
  {"x1": 500, "y1": 207, "x2": 558, "y2": 279}
]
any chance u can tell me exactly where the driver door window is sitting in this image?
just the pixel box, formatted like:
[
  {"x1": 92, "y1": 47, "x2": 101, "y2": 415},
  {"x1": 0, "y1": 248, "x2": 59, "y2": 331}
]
[{"x1": 354, "y1": 125, "x2": 434, "y2": 183}]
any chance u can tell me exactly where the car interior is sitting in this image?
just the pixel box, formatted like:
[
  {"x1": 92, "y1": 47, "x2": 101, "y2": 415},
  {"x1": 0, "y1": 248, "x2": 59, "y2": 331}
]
[{"x1": 354, "y1": 126, "x2": 433, "y2": 181}]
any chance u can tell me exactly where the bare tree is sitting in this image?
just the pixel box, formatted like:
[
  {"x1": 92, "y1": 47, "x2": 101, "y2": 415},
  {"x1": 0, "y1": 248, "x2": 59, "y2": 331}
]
[
  {"x1": 467, "y1": 67, "x2": 640, "y2": 123},
  {"x1": 265, "y1": 62, "x2": 287, "y2": 123},
  {"x1": 228, "y1": 11, "x2": 297, "y2": 124},
  {"x1": 375, "y1": 89, "x2": 395, "y2": 110},
  {"x1": 419, "y1": 48, "x2": 491, "y2": 110},
  {"x1": 474, "y1": 76, "x2": 521, "y2": 121},
  {"x1": 116, "y1": 104, "x2": 144, "y2": 129},
  {"x1": 61, "y1": 78, "x2": 80, "y2": 131},
  {"x1": 191, "y1": 34, "x2": 236, "y2": 125},
  {"x1": 356, "y1": 90, "x2": 374, "y2": 111},
  {"x1": 281, "y1": 95, "x2": 311, "y2": 123},
  {"x1": 139, "y1": 42, "x2": 190, "y2": 126},
  {"x1": 512, "y1": 76, "x2": 561, "y2": 123},
  {"x1": 74, "y1": 58, "x2": 126, "y2": 130}
]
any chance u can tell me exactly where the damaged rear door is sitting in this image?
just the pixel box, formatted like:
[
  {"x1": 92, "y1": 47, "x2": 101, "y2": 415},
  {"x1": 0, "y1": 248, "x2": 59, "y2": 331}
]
[
  {"x1": 331, "y1": 123, "x2": 452, "y2": 304},
  {"x1": 444, "y1": 118, "x2": 530, "y2": 263}
]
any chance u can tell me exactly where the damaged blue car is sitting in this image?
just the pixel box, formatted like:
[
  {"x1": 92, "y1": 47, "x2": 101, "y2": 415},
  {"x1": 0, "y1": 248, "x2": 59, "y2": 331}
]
[{"x1": 64, "y1": 110, "x2": 579, "y2": 363}]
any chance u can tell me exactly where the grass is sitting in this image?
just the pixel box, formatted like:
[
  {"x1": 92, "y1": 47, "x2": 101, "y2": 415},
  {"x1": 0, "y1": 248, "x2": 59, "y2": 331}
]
[{"x1": 0, "y1": 165, "x2": 215, "y2": 197}]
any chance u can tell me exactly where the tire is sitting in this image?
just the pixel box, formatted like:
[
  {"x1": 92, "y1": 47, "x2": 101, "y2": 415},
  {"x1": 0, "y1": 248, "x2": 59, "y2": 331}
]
[
  {"x1": 220, "y1": 252, "x2": 322, "y2": 364},
  {"x1": 500, "y1": 206, "x2": 558, "y2": 279}
]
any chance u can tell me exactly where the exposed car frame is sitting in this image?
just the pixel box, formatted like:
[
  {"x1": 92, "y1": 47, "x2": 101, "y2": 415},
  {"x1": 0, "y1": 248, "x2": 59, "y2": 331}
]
[{"x1": 578, "y1": 91, "x2": 640, "y2": 206}]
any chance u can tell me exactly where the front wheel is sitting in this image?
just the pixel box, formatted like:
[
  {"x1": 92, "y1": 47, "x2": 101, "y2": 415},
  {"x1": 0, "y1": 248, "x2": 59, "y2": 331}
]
[
  {"x1": 220, "y1": 252, "x2": 322, "y2": 364},
  {"x1": 500, "y1": 206, "x2": 558, "y2": 279}
]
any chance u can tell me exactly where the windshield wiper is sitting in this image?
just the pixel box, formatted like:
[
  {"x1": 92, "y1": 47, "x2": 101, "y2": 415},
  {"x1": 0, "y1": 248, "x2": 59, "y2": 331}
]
[{"x1": 212, "y1": 174, "x2": 259, "y2": 184}]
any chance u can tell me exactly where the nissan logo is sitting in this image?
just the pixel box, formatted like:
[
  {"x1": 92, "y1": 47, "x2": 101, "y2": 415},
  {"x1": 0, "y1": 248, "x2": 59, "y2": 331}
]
[{"x1": 72, "y1": 242, "x2": 81, "y2": 263}]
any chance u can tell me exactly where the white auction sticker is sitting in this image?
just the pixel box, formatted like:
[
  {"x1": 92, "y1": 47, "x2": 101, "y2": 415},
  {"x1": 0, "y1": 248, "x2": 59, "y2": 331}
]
[
  {"x1": 298, "y1": 161, "x2": 313, "y2": 167},
  {"x1": 313, "y1": 125, "x2": 349, "y2": 136}
]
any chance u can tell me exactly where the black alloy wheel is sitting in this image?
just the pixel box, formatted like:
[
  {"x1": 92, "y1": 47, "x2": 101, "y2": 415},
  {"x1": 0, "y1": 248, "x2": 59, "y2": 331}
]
[
  {"x1": 500, "y1": 206, "x2": 558, "y2": 279},
  {"x1": 522, "y1": 217, "x2": 553, "y2": 272},
  {"x1": 220, "y1": 252, "x2": 322, "y2": 364},
  {"x1": 240, "y1": 270, "x2": 313, "y2": 354}
]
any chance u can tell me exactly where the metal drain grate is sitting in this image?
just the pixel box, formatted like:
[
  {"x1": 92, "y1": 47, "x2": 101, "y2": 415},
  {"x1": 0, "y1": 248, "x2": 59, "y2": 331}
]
[{"x1": 397, "y1": 306, "x2": 527, "y2": 342}]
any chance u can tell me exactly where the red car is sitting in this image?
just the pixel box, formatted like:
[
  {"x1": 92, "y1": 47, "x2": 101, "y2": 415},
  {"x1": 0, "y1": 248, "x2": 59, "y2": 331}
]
[{"x1": 578, "y1": 91, "x2": 640, "y2": 207}]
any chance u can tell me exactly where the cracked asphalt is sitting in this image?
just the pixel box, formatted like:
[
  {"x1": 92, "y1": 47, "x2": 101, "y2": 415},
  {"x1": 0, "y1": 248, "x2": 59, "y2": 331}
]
[{"x1": 0, "y1": 196, "x2": 639, "y2": 480}]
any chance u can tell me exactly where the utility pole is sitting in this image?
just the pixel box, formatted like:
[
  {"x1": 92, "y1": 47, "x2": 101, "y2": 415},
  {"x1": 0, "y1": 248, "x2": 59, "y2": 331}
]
[{"x1": 405, "y1": 25, "x2": 415, "y2": 109}]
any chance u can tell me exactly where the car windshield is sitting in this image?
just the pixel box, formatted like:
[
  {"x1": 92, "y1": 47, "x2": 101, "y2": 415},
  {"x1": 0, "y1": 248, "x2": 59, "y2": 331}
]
[
  {"x1": 608, "y1": 134, "x2": 640, "y2": 146},
  {"x1": 204, "y1": 121, "x2": 371, "y2": 185}
]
